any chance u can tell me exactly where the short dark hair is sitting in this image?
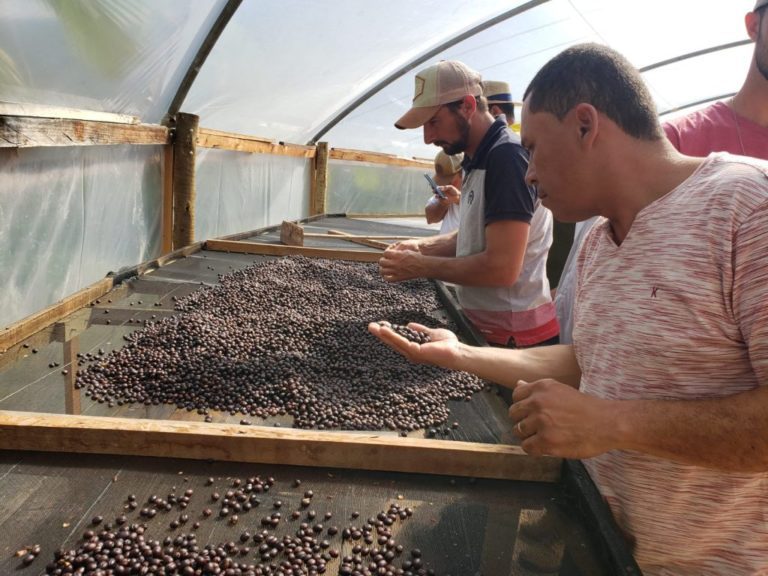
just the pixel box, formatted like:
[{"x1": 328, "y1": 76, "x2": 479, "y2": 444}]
[
  {"x1": 490, "y1": 102, "x2": 515, "y2": 123},
  {"x1": 445, "y1": 95, "x2": 488, "y2": 115},
  {"x1": 523, "y1": 43, "x2": 662, "y2": 141}
]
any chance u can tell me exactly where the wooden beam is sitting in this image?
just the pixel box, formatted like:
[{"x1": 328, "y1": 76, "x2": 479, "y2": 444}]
[
  {"x1": 330, "y1": 147, "x2": 432, "y2": 169},
  {"x1": 171, "y1": 113, "x2": 199, "y2": 249},
  {"x1": 311, "y1": 142, "x2": 329, "y2": 216},
  {"x1": 197, "y1": 128, "x2": 316, "y2": 158},
  {"x1": 0, "y1": 101, "x2": 139, "y2": 124},
  {"x1": 205, "y1": 239, "x2": 382, "y2": 263},
  {"x1": 0, "y1": 411, "x2": 562, "y2": 482},
  {"x1": 0, "y1": 116, "x2": 168, "y2": 148},
  {"x1": 0, "y1": 277, "x2": 113, "y2": 353}
]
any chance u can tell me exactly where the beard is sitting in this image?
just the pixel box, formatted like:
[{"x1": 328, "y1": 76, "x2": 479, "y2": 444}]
[{"x1": 436, "y1": 112, "x2": 470, "y2": 155}]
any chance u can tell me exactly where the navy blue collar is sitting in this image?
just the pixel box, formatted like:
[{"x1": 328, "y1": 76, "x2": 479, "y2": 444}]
[{"x1": 462, "y1": 118, "x2": 508, "y2": 172}]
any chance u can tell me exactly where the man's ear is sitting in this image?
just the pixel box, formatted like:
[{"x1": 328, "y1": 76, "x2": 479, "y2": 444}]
[
  {"x1": 746, "y1": 11, "x2": 760, "y2": 41},
  {"x1": 574, "y1": 103, "x2": 598, "y2": 145},
  {"x1": 462, "y1": 95, "x2": 477, "y2": 116}
]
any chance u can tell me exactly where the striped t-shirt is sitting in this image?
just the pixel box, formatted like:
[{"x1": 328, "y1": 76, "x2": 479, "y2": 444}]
[{"x1": 575, "y1": 153, "x2": 768, "y2": 575}]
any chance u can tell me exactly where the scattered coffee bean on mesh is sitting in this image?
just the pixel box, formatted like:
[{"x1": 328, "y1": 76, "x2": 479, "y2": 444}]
[{"x1": 41, "y1": 476, "x2": 434, "y2": 576}]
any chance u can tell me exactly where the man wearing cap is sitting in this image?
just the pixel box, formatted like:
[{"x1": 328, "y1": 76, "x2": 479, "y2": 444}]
[
  {"x1": 483, "y1": 80, "x2": 517, "y2": 129},
  {"x1": 381, "y1": 60, "x2": 559, "y2": 348},
  {"x1": 424, "y1": 150, "x2": 463, "y2": 234},
  {"x1": 663, "y1": 0, "x2": 768, "y2": 157}
]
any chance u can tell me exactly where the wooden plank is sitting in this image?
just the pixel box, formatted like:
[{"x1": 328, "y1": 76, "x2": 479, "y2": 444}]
[
  {"x1": 311, "y1": 141, "x2": 329, "y2": 215},
  {"x1": 205, "y1": 239, "x2": 383, "y2": 263},
  {"x1": 330, "y1": 147, "x2": 432, "y2": 169},
  {"x1": 197, "y1": 128, "x2": 316, "y2": 158},
  {"x1": 0, "y1": 278, "x2": 113, "y2": 353},
  {"x1": 171, "y1": 113, "x2": 198, "y2": 249},
  {"x1": 0, "y1": 101, "x2": 139, "y2": 124},
  {"x1": 0, "y1": 116, "x2": 168, "y2": 148},
  {"x1": 0, "y1": 412, "x2": 562, "y2": 482}
]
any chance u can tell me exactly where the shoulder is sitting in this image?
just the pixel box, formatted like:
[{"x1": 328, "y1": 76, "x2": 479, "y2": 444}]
[
  {"x1": 663, "y1": 101, "x2": 730, "y2": 133},
  {"x1": 486, "y1": 132, "x2": 528, "y2": 165}
]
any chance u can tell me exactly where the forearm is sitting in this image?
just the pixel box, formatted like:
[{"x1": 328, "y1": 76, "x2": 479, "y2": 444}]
[
  {"x1": 608, "y1": 386, "x2": 768, "y2": 471},
  {"x1": 425, "y1": 202, "x2": 448, "y2": 225},
  {"x1": 410, "y1": 250, "x2": 521, "y2": 286},
  {"x1": 415, "y1": 232, "x2": 457, "y2": 257},
  {"x1": 452, "y1": 343, "x2": 581, "y2": 389}
]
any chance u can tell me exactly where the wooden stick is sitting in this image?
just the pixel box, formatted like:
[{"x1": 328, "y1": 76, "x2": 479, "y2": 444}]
[
  {"x1": 205, "y1": 239, "x2": 382, "y2": 263},
  {"x1": 0, "y1": 411, "x2": 562, "y2": 482},
  {"x1": 303, "y1": 233, "x2": 412, "y2": 240},
  {"x1": 326, "y1": 229, "x2": 390, "y2": 250}
]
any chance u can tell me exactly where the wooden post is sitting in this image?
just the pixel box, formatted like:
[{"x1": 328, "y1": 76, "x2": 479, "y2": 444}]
[
  {"x1": 162, "y1": 145, "x2": 174, "y2": 254},
  {"x1": 53, "y1": 323, "x2": 81, "y2": 416},
  {"x1": 171, "y1": 112, "x2": 199, "y2": 249},
  {"x1": 310, "y1": 141, "x2": 329, "y2": 216}
]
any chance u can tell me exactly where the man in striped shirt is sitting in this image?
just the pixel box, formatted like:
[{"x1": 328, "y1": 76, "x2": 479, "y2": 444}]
[{"x1": 370, "y1": 43, "x2": 768, "y2": 575}]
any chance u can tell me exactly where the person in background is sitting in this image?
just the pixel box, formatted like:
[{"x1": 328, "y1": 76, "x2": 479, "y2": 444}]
[
  {"x1": 381, "y1": 60, "x2": 558, "y2": 348},
  {"x1": 424, "y1": 150, "x2": 464, "y2": 234},
  {"x1": 483, "y1": 80, "x2": 517, "y2": 128},
  {"x1": 663, "y1": 0, "x2": 768, "y2": 158},
  {"x1": 370, "y1": 43, "x2": 768, "y2": 575}
]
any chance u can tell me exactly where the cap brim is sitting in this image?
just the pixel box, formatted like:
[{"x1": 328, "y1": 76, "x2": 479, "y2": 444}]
[
  {"x1": 395, "y1": 105, "x2": 440, "y2": 130},
  {"x1": 433, "y1": 174, "x2": 455, "y2": 186}
]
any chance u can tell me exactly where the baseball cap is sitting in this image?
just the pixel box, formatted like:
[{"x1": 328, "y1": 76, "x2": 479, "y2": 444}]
[
  {"x1": 395, "y1": 60, "x2": 483, "y2": 130},
  {"x1": 483, "y1": 80, "x2": 514, "y2": 104},
  {"x1": 433, "y1": 150, "x2": 464, "y2": 185},
  {"x1": 755, "y1": 0, "x2": 768, "y2": 10}
]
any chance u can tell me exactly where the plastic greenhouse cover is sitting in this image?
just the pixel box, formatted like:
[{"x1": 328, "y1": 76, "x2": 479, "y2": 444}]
[
  {"x1": 183, "y1": 0, "x2": 527, "y2": 144},
  {"x1": 324, "y1": 0, "x2": 755, "y2": 159},
  {"x1": 184, "y1": 0, "x2": 754, "y2": 160},
  {"x1": 0, "y1": 0, "x2": 227, "y2": 123},
  {"x1": 0, "y1": 145, "x2": 163, "y2": 328},
  {"x1": 194, "y1": 148, "x2": 311, "y2": 241},
  {"x1": 327, "y1": 161, "x2": 433, "y2": 215}
]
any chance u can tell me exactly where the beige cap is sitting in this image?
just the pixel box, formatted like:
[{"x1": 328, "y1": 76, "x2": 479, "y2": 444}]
[
  {"x1": 395, "y1": 61, "x2": 483, "y2": 130},
  {"x1": 483, "y1": 80, "x2": 513, "y2": 104},
  {"x1": 433, "y1": 150, "x2": 464, "y2": 185}
]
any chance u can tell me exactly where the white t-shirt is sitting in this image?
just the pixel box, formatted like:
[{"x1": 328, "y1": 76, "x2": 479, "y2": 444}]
[{"x1": 425, "y1": 197, "x2": 460, "y2": 234}]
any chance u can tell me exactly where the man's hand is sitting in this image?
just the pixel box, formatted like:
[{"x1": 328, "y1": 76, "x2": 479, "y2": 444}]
[
  {"x1": 379, "y1": 248, "x2": 424, "y2": 282},
  {"x1": 509, "y1": 378, "x2": 615, "y2": 459},
  {"x1": 368, "y1": 321, "x2": 461, "y2": 368},
  {"x1": 438, "y1": 185, "x2": 461, "y2": 205},
  {"x1": 387, "y1": 239, "x2": 421, "y2": 252}
]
